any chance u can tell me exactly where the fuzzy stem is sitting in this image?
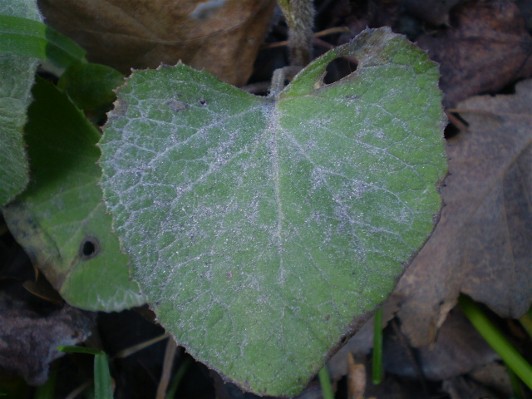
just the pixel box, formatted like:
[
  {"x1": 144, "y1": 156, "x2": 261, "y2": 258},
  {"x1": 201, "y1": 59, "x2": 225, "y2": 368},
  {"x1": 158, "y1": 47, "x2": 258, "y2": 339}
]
[{"x1": 277, "y1": 0, "x2": 315, "y2": 66}]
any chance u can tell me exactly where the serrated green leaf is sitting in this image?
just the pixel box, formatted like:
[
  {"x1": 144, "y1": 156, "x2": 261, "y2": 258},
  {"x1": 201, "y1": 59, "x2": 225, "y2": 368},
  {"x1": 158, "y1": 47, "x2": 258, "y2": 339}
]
[
  {"x1": 99, "y1": 28, "x2": 447, "y2": 395},
  {"x1": 3, "y1": 78, "x2": 144, "y2": 311},
  {"x1": 0, "y1": 0, "x2": 41, "y2": 206}
]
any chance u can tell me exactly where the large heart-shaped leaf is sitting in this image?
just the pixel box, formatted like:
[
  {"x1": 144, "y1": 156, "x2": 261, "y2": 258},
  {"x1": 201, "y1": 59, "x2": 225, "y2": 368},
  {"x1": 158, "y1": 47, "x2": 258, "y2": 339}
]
[
  {"x1": 3, "y1": 78, "x2": 144, "y2": 311},
  {"x1": 99, "y1": 28, "x2": 447, "y2": 395}
]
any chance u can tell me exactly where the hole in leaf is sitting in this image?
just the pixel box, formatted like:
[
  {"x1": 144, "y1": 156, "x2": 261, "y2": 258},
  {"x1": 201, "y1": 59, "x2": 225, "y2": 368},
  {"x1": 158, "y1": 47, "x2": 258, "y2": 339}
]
[
  {"x1": 444, "y1": 122, "x2": 460, "y2": 139},
  {"x1": 445, "y1": 112, "x2": 468, "y2": 138},
  {"x1": 323, "y1": 57, "x2": 358, "y2": 84},
  {"x1": 79, "y1": 236, "x2": 100, "y2": 260}
]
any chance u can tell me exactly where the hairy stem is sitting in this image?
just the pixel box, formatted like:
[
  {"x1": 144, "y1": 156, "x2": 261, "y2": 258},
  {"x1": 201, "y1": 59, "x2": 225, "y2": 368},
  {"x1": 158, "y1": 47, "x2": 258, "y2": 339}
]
[{"x1": 277, "y1": 0, "x2": 315, "y2": 66}]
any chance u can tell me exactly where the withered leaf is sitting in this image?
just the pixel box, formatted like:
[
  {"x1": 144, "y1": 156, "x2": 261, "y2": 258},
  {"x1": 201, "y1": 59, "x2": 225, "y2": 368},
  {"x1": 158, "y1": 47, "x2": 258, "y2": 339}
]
[
  {"x1": 0, "y1": 294, "x2": 93, "y2": 385},
  {"x1": 383, "y1": 310, "x2": 497, "y2": 380},
  {"x1": 393, "y1": 79, "x2": 532, "y2": 346},
  {"x1": 37, "y1": 0, "x2": 275, "y2": 85},
  {"x1": 416, "y1": 0, "x2": 532, "y2": 106},
  {"x1": 402, "y1": 0, "x2": 462, "y2": 26}
]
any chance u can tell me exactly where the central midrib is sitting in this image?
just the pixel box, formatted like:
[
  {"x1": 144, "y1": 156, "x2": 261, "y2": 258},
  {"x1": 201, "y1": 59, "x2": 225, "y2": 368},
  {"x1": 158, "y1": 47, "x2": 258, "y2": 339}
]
[{"x1": 265, "y1": 102, "x2": 285, "y2": 271}]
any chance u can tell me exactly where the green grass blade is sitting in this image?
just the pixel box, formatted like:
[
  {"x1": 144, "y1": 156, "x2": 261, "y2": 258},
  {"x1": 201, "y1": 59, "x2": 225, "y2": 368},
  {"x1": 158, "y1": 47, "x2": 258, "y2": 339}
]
[
  {"x1": 0, "y1": 15, "x2": 86, "y2": 69},
  {"x1": 318, "y1": 367, "x2": 334, "y2": 399},
  {"x1": 94, "y1": 353, "x2": 114, "y2": 399},
  {"x1": 57, "y1": 346, "x2": 114, "y2": 397},
  {"x1": 372, "y1": 307, "x2": 384, "y2": 384},
  {"x1": 166, "y1": 358, "x2": 191, "y2": 399},
  {"x1": 518, "y1": 310, "x2": 532, "y2": 339},
  {"x1": 57, "y1": 346, "x2": 102, "y2": 356},
  {"x1": 459, "y1": 295, "x2": 532, "y2": 390},
  {"x1": 33, "y1": 367, "x2": 56, "y2": 399}
]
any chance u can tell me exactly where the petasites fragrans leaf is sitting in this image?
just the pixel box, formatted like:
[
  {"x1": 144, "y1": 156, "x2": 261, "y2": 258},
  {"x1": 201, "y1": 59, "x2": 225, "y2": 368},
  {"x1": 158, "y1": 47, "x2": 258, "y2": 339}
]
[
  {"x1": 0, "y1": 0, "x2": 41, "y2": 206},
  {"x1": 3, "y1": 78, "x2": 144, "y2": 311},
  {"x1": 99, "y1": 28, "x2": 447, "y2": 396}
]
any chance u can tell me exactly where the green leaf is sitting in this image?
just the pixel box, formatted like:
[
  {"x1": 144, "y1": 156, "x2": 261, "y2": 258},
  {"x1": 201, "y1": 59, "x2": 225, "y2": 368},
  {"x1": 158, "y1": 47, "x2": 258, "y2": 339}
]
[
  {"x1": 0, "y1": 1, "x2": 41, "y2": 206},
  {"x1": 99, "y1": 28, "x2": 447, "y2": 395},
  {"x1": 58, "y1": 346, "x2": 103, "y2": 355},
  {"x1": 3, "y1": 78, "x2": 144, "y2": 311},
  {"x1": 58, "y1": 62, "x2": 123, "y2": 121},
  {"x1": 94, "y1": 353, "x2": 114, "y2": 399},
  {"x1": 0, "y1": 14, "x2": 86, "y2": 71}
]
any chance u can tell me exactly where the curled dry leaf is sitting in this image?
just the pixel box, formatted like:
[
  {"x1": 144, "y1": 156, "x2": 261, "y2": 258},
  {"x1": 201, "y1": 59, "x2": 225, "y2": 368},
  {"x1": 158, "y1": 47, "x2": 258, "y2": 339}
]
[
  {"x1": 37, "y1": 0, "x2": 275, "y2": 85},
  {"x1": 442, "y1": 376, "x2": 500, "y2": 399},
  {"x1": 416, "y1": 0, "x2": 532, "y2": 107},
  {"x1": 393, "y1": 79, "x2": 532, "y2": 347},
  {"x1": 0, "y1": 294, "x2": 93, "y2": 385},
  {"x1": 384, "y1": 310, "x2": 497, "y2": 380}
]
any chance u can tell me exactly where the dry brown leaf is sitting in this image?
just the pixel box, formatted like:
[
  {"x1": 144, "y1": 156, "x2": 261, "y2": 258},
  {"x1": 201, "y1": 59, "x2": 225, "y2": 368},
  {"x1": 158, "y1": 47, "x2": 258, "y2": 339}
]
[
  {"x1": 38, "y1": 0, "x2": 275, "y2": 85},
  {"x1": 442, "y1": 376, "x2": 500, "y2": 399},
  {"x1": 393, "y1": 79, "x2": 532, "y2": 347},
  {"x1": 383, "y1": 310, "x2": 496, "y2": 380},
  {"x1": 416, "y1": 0, "x2": 532, "y2": 106},
  {"x1": 347, "y1": 353, "x2": 366, "y2": 399},
  {"x1": 402, "y1": 0, "x2": 462, "y2": 26}
]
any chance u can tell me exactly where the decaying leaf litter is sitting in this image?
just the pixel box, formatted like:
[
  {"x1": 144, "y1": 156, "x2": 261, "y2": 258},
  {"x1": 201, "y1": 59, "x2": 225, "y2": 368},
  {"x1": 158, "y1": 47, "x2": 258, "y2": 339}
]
[{"x1": 1, "y1": 0, "x2": 531, "y2": 398}]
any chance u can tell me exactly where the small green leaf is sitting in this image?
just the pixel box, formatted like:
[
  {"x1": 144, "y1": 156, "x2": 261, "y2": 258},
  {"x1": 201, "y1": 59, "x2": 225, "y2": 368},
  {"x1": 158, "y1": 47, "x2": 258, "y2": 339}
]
[
  {"x1": 58, "y1": 62, "x2": 123, "y2": 121},
  {"x1": 99, "y1": 28, "x2": 447, "y2": 395},
  {"x1": 3, "y1": 78, "x2": 144, "y2": 311},
  {"x1": 0, "y1": 14, "x2": 86, "y2": 70},
  {"x1": 0, "y1": 0, "x2": 41, "y2": 206}
]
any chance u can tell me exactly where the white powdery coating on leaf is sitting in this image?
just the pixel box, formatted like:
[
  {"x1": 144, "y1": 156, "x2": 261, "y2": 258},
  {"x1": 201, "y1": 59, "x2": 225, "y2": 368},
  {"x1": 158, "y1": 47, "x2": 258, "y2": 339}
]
[{"x1": 99, "y1": 29, "x2": 446, "y2": 395}]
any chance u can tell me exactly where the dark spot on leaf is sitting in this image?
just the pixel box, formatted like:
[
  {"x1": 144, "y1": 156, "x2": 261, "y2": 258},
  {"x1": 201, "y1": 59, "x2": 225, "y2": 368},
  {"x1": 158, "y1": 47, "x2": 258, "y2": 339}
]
[
  {"x1": 324, "y1": 57, "x2": 358, "y2": 84},
  {"x1": 79, "y1": 236, "x2": 100, "y2": 260},
  {"x1": 166, "y1": 99, "x2": 188, "y2": 112},
  {"x1": 344, "y1": 94, "x2": 360, "y2": 101}
]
